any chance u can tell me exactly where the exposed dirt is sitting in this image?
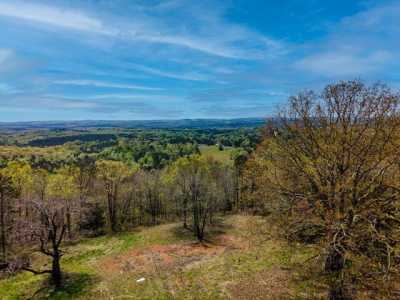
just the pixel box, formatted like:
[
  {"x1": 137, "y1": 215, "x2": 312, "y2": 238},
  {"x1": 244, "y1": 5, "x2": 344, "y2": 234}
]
[{"x1": 98, "y1": 233, "x2": 243, "y2": 277}]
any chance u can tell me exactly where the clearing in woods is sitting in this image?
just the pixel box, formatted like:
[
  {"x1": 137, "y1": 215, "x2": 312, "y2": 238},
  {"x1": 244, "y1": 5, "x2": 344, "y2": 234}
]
[
  {"x1": 199, "y1": 145, "x2": 234, "y2": 163},
  {"x1": 0, "y1": 215, "x2": 323, "y2": 299}
]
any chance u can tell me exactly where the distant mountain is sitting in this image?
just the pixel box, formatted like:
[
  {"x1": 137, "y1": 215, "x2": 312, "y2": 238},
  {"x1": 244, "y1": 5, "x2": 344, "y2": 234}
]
[{"x1": 0, "y1": 118, "x2": 266, "y2": 131}]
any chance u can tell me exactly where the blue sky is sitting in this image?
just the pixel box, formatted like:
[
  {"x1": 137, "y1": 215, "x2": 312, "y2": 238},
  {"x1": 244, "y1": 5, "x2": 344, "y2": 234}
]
[{"x1": 0, "y1": 0, "x2": 399, "y2": 121}]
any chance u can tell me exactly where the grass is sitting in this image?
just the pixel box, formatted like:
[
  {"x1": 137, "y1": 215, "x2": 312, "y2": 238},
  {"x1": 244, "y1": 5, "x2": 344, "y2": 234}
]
[
  {"x1": 199, "y1": 145, "x2": 234, "y2": 163},
  {"x1": 0, "y1": 216, "x2": 322, "y2": 300}
]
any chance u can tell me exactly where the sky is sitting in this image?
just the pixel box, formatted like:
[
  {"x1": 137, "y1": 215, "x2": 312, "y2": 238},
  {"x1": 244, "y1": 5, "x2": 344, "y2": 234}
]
[{"x1": 0, "y1": 0, "x2": 399, "y2": 121}]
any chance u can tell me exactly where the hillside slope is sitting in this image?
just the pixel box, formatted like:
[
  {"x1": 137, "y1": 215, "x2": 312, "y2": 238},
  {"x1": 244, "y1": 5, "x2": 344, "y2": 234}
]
[{"x1": 0, "y1": 215, "x2": 321, "y2": 300}]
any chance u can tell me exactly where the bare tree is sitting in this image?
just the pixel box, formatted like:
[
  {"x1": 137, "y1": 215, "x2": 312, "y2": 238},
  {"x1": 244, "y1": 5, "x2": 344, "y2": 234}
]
[
  {"x1": 23, "y1": 200, "x2": 67, "y2": 289},
  {"x1": 260, "y1": 81, "x2": 400, "y2": 299}
]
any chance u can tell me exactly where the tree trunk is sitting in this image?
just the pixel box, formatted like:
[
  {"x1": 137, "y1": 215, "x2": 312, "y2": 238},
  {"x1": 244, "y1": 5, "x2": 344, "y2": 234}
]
[
  {"x1": 183, "y1": 196, "x2": 188, "y2": 229},
  {"x1": 108, "y1": 193, "x2": 117, "y2": 233},
  {"x1": 52, "y1": 251, "x2": 62, "y2": 288},
  {"x1": 325, "y1": 247, "x2": 345, "y2": 273},
  {"x1": 234, "y1": 170, "x2": 240, "y2": 210},
  {"x1": 325, "y1": 247, "x2": 352, "y2": 300},
  {"x1": 66, "y1": 204, "x2": 71, "y2": 239},
  {"x1": 193, "y1": 195, "x2": 203, "y2": 241},
  {"x1": 78, "y1": 193, "x2": 85, "y2": 233},
  {"x1": 328, "y1": 282, "x2": 351, "y2": 300}
]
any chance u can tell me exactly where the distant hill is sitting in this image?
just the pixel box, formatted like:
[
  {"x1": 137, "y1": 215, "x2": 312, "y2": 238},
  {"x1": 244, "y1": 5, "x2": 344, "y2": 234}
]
[{"x1": 0, "y1": 118, "x2": 266, "y2": 131}]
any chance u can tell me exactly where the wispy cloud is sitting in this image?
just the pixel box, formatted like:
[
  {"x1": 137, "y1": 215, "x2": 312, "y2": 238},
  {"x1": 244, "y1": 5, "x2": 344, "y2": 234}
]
[
  {"x1": 0, "y1": 1, "x2": 109, "y2": 34},
  {"x1": 0, "y1": 49, "x2": 13, "y2": 66},
  {"x1": 0, "y1": 92, "x2": 184, "y2": 119},
  {"x1": 1, "y1": 0, "x2": 399, "y2": 121},
  {"x1": 0, "y1": 48, "x2": 18, "y2": 73},
  {"x1": 0, "y1": 93, "x2": 96, "y2": 109},
  {"x1": 88, "y1": 93, "x2": 180, "y2": 101},
  {"x1": 295, "y1": 50, "x2": 393, "y2": 77},
  {"x1": 188, "y1": 87, "x2": 287, "y2": 110},
  {"x1": 128, "y1": 64, "x2": 209, "y2": 81},
  {"x1": 0, "y1": 1, "x2": 283, "y2": 59},
  {"x1": 133, "y1": 34, "x2": 249, "y2": 59},
  {"x1": 53, "y1": 80, "x2": 163, "y2": 91},
  {"x1": 0, "y1": 48, "x2": 35, "y2": 79},
  {"x1": 294, "y1": 1, "x2": 400, "y2": 79},
  {"x1": 340, "y1": 1, "x2": 400, "y2": 33}
]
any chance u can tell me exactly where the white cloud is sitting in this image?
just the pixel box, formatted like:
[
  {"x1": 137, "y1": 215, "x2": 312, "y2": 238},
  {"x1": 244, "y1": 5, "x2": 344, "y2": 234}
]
[
  {"x1": 0, "y1": 1, "x2": 110, "y2": 34},
  {"x1": 53, "y1": 80, "x2": 163, "y2": 91},
  {"x1": 295, "y1": 50, "x2": 393, "y2": 77}
]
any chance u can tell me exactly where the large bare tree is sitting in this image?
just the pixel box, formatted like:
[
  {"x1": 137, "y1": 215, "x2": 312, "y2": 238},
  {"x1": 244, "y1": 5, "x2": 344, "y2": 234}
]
[
  {"x1": 262, "y1": 81, "x2": 400, "y2": 299},
  {"x1": 22, "y1": 199, "x2": 67, "y2": 289}
]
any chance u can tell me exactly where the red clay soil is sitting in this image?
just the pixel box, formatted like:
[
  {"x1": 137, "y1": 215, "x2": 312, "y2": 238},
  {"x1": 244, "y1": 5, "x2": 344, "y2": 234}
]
[{"x1": 98, "y1": 234, "x2": 243, "y2": 276}]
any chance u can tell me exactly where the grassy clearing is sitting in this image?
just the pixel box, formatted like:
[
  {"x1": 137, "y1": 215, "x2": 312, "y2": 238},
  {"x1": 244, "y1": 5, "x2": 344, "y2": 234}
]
[
  {"x1": 199, "y1": 145, "x2": 234, "y2": 163},
  {"x1": 0, "y1": 216, "x2": 323, "y2": 300}
]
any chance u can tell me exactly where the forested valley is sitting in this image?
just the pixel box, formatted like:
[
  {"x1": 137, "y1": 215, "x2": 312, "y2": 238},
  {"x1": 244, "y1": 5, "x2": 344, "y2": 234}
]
[{"x1": 0, "y1": 81, "x2": 399, "y2": 300}]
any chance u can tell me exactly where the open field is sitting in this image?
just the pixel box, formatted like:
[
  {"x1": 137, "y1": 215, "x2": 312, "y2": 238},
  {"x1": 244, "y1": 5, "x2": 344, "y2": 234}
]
[
  {"x1": 0, "y1": 215, "x2": 322, "y2": 300},
  {"x1": 199, "y1": 145, "x2": 234, "y2": 163}
]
